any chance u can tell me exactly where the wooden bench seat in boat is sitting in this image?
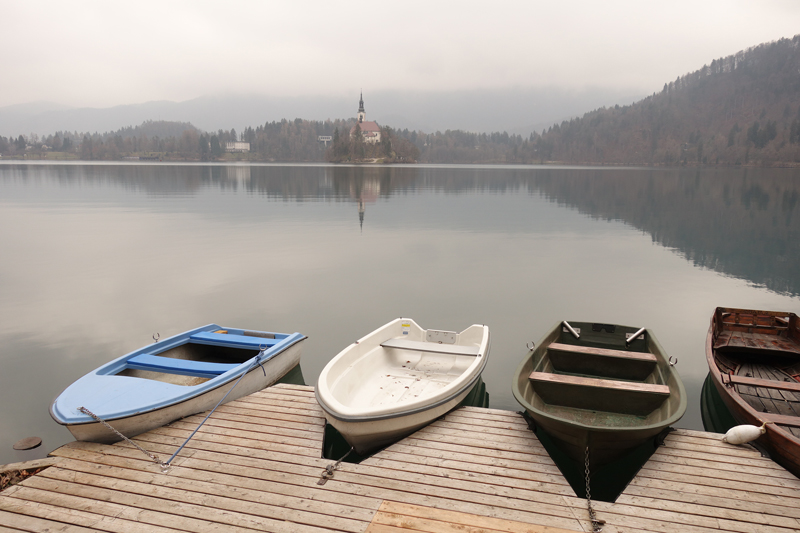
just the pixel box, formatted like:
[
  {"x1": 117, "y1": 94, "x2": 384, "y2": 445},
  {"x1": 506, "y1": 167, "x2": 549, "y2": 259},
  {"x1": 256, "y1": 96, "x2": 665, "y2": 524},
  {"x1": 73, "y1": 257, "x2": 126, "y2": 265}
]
[
  {"x1": 546, "y1": 342, "x2": 657, "y2": 380},
  {"x1": 721, "y1": 372, "x2": 800, "y2": 392},
  {"x1": 189, "y1": 331, "x2": 279, "y2": 349},
  {"x1": 381, "y1": 338, "x2": 480, "y2": 356},
  {"x1": 528, "y1": 371, "x2": 670, "y2": 416},
  {"x1": 760, "y1": 412, "x2": 800, "y2": 427},
  {"x1": 127, "y1": 354, "x2": 240, "y2": 377}
]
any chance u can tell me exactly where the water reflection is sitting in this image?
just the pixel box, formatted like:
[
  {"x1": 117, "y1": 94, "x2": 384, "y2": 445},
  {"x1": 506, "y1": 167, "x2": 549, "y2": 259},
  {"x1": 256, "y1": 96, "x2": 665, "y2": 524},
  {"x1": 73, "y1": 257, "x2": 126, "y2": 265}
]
[
  {"x1": 4, "y1": 164, "x2": 795, "y2": 298},
  {"x1": 0, "y1": 162, "x2": 798, "y2": 466}
]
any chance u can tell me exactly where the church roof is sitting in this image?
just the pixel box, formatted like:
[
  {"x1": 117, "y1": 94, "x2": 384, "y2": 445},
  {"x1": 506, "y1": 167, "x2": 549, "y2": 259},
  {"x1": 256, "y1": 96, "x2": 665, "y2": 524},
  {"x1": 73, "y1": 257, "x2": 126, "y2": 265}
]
[{"x1": 351, "y1": 121, "x2": 381, "y2": 134}]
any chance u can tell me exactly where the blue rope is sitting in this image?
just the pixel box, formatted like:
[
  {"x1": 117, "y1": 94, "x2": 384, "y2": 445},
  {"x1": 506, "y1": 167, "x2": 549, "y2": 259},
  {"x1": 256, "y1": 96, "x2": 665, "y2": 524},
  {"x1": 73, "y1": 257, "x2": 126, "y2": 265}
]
[{"x1": 163, "y1": 349, "x2": 268, "y2": 469}]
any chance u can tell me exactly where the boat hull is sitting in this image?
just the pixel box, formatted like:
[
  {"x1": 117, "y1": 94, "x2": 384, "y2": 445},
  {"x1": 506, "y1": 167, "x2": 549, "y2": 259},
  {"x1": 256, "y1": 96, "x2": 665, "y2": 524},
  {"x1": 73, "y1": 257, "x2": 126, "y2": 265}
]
[
  {"x1": 512, "y1": 321, "x2": 685, "y2": 467},
  {"x1": 705, "y1": 307, "x2": 800, "y2": 477},
  {"x1": 64, "y1": 340, "x2": 303, "y2": 443},
  {"x1": 318, "y1": 375, "x2": 480, "y2": 455},
  {"x1": 51, "y1": 325, "x2": 306, "y2": 443},
  {"x1": 317, "y1": 318, "x2": 490, "y2": 456}
]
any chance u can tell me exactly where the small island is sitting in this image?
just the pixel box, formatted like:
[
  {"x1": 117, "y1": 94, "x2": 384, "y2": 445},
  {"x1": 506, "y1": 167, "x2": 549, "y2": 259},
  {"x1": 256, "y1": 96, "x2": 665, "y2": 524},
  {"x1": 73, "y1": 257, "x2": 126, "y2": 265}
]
[{"x1": 326, "y1": 92, "x2": 419, "y2": 164}]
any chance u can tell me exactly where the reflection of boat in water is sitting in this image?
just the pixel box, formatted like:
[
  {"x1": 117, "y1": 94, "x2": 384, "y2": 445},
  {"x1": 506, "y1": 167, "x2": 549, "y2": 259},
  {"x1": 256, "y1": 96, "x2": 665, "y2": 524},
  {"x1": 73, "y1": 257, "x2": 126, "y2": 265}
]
[
  {"x1": 706, "y1": 307, "x2": 800, "y2": 476},
  {"x1": 512, "y1": 320, "x2": 686, "y2": 468},
  {"x1": 316, "y1": 318, "x2": 490, "y2": 455},
  {"x1": 50, "y1": 325, "x2": 306, "y2": 443}
]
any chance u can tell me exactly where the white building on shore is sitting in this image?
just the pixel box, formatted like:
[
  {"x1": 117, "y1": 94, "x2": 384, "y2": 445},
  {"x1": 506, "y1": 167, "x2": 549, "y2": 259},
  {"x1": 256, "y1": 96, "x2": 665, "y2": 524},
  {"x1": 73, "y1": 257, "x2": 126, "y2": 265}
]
[{"x1": 225, "y1": 141, "x2": 250, "y2": 153}]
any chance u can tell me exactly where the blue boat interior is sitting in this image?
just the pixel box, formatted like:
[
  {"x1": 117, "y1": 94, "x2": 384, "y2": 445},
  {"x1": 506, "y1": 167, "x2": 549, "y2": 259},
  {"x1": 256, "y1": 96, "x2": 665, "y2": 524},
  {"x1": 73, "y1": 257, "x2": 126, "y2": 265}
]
[{"x1": 114, "y1": 328, "x2": 287, "y2": 381}]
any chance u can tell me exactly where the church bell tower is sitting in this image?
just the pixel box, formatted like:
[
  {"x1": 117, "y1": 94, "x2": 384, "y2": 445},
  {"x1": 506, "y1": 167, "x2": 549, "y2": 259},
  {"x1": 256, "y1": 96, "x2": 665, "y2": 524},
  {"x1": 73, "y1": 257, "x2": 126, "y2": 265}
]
[{"x1": 357, "y1": 91, "x2": 365, "y2": 123}]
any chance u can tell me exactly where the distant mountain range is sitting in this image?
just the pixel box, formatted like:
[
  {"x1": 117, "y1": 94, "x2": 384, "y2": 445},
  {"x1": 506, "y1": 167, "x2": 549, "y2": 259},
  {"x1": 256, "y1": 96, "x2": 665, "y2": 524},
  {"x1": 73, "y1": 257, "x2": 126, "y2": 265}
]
[{"x1": 0, "y1": 87, "x2": 644, "y2": 138}]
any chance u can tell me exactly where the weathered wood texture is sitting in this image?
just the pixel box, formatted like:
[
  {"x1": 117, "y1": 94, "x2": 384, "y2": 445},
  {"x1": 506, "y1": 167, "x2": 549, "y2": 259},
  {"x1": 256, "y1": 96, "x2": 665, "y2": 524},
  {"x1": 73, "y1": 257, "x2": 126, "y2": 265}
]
[{"x1": 2, "y1": 385, "x2": 800, "y2": 533}]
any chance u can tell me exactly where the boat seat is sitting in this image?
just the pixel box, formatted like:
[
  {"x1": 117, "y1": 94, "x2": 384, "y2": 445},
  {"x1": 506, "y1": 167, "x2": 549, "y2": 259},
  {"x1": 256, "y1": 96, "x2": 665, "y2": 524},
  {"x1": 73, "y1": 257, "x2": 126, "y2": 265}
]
[
  {"x1": 127, "y1": 354, "x2": 240, "y2": 377},
  {"x1": 381, "y1": 338, "x2": 480, "y2": 356},
  {"x1": 189, "y1": 331, "x2": 279, "y2": 349},
  {"x1": 547, "y1": 342, "x2": 657, "y2": 380},
  {"x1": 529, "y1": 372, "x2": 670, "y2": 416},
  {"x1": 722, "y1": 373, "x2": 800, "y2": 392}
]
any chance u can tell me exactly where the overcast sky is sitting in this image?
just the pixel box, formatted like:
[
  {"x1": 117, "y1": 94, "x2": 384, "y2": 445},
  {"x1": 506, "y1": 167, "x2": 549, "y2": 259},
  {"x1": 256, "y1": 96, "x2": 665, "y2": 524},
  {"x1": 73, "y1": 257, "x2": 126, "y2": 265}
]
[{"x1": 2, "y1": 1, "x2": 799, "y2": 110}]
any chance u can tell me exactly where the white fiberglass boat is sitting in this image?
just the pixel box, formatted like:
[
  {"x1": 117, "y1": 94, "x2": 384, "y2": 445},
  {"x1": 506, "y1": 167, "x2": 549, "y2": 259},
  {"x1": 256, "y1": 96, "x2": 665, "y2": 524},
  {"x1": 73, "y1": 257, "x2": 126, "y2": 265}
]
[{"x1": 316, "y1": 318, "x2": 490, "y2": 455}]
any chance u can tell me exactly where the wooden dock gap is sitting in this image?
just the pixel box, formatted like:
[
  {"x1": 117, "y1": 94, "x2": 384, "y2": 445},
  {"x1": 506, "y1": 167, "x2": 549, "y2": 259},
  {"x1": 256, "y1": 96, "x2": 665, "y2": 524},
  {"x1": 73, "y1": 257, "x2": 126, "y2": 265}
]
[{"x1": 2, "y1": 383, "x2": 800, "y2": 532}]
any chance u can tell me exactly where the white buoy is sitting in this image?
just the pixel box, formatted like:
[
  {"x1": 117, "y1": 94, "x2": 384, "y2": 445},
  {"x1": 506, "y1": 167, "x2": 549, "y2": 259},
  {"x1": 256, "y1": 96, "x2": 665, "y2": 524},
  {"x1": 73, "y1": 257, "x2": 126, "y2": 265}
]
[{"x1": 722, "y1": 422, "x2": 767, "y2": 445}]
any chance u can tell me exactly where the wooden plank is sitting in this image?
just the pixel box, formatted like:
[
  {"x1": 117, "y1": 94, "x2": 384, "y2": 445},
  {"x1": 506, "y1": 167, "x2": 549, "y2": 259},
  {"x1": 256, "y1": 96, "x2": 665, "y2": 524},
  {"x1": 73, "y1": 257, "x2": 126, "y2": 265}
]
[
  {"x1": 367, "y1": 501, "x2": 582, "y2": 533},
  {"x1": 651, "y1": 443, "x2": 788, "y2": 472},
  {"x1": 627, "y1": 476, "x2": 800, "y2": 509},
  {"x1": 49, "y1": 444, "x2": 383, "y2": 512},
  {"x1": 9, "y1": 478, "x2": 334, "y2": 533},
  {"x1": 380, "y1": 441, "x2": 564, "y2": 475},
  {"x1": 444, "y1": 410, "x2": 530, "y2": 428},
  {"x1": 165, "y1": 419, "x2": 322, "y2": 450},
  {"x1": 365, "y1": 448, "x2": 569, "y2": 485},
  {"x1": 529, "y1": 372, "x2": 669, "y2": 394},
  {"x1": 177, "y1": 412, "x2": 324, "y2": 440},
  {"x1": 230, "y1": 394, "x2": 324, "y2": 412},
  {"x1": 620, "y1": 483, "x2": 800, "y2": 520},
  {"x1": 634, "y1": 464, "x2": 800, "y2": 499},
  {"x1": 762, "y1": 413, "x2": 800, "y2": 427},
  {"x1": 723, "y1": 373, "x2": 800, "y2": 393},
  {"x1": 244, "y1": 389, "x2": 321, "y2": 405},
  {"x1": 636, "y1": 457, "x2": 800, "y2": 489},
  {"x1": 548, "y1": 342, "x2": 657, "y2": 362},
  {"x1": 411, "y1": 421, "x2": 549, "y2": 451},
  {"x1": 615, "y1": 490, "x2": 800, "y2": 529},
  {"x1": 0, "y1": 458, "x2": 60, "y2": 475},
  {"x1": 210, "y1": 405, "x2": 325, "y2": 431},
  {"x1": 332, "y1": 460, "x2": 573, "y2": 509},
  {"x1": 456, "y1": 405, "x2": 529, "y2": 418},
  {"x1": 0, "y1": 508, "x2": 98, "y2": 533},
  {"x1": 93, "y1": 441, "x2": 582, "y2": 531},
  {"x1": 220, "y1": 398, "x2": 326, "y2": 421},
  {"x1": 645, "y1": 449, "x2": 798, "y2": 480},
  {"x1": 362, "y1": 455, "x2": 574, "y2": 495},
  {"x1": 428, "y1": 418, "x2": 541, "y2": 440},
  {"x1": 48, "y1": 456, "x2": 376, "y2": 523},
  {"x1": 139, "y1": 425, "x2": 322, "y2": 457},
  {"x1": 0, "y1": 488, "x2": 188, "y2": 532},
  {"x1": 35, "y1": 466, "x2": 370, "y2": 532},
  {"x1": 262, "y1": 383, "x2": 314, "y2": 398}
]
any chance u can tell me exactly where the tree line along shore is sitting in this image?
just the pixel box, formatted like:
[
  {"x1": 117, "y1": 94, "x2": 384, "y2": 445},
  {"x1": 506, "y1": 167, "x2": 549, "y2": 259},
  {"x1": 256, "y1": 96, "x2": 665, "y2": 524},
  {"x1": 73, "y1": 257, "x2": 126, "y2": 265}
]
[{"x1": 2, "y1": 35, "x2": 800, "y2": 167}]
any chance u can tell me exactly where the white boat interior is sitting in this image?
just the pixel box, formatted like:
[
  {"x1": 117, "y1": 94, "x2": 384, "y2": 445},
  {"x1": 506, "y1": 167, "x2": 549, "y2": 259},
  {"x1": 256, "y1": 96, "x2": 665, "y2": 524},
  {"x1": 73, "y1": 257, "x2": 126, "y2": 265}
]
[{"x1": 318, "y1": 319, "x2": 489, "y2": 419}]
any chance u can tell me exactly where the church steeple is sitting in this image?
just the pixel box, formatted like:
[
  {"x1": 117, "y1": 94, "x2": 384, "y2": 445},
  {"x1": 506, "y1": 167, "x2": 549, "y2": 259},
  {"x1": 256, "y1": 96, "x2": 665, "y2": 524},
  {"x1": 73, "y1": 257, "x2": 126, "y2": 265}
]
[{"x1": 357, "y1": 91, "x2": 365, "y2": 123}]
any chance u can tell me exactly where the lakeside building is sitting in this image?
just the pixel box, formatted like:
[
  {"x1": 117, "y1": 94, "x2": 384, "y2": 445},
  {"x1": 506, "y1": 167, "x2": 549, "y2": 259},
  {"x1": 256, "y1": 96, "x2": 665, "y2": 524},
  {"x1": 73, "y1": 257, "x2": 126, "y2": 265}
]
[
  {"x1": 225, "y1": 141, "x2": 250, "y2": 153},
  {"x1": 350, "y1": 93, "x2": 381, "y2": 144}
]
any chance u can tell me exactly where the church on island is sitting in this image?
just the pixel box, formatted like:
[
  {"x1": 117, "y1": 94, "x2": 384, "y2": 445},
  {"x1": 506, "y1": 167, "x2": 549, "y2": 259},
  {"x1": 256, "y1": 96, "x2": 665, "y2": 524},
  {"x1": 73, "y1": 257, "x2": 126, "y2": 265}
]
[{"x1": 350, "y1": 92, "x2": 381, "y2": 144}]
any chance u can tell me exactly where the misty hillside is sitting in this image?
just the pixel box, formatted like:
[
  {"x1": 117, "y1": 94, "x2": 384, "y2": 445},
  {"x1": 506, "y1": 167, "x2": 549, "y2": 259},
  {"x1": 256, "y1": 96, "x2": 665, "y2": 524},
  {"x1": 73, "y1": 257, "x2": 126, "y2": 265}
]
[
  {"x1": 528, "y1": 35, "x2": 800, "y2": 166},
  {"x1": 0, "y1": 88, "x2": 641, "y2": 139},
  {"x1": 111, "y1": 120, "x2": 198, "y2": 139}
]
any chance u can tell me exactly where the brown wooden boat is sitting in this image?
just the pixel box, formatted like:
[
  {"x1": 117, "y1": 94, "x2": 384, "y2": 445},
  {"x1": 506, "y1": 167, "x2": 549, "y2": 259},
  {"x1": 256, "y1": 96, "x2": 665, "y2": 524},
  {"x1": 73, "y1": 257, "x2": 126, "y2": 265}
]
[{"x1": 706, "y1": 307, "x2": 800, "y2": 477}]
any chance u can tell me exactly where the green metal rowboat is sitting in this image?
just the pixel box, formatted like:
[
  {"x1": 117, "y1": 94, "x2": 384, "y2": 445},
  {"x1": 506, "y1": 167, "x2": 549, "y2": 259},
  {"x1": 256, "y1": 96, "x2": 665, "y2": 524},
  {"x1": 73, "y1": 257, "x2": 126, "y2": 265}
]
[{"x1": 512, "y1": 321, "x2": 686, "y2": 468}]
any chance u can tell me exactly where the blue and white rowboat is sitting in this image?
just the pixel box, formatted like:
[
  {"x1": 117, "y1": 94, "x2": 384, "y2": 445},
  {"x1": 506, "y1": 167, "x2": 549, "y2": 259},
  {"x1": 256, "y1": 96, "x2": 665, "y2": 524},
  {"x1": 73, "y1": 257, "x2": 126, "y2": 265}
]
[{"x1": 50, "y1": 324, "x2": 306, "y2": 443}]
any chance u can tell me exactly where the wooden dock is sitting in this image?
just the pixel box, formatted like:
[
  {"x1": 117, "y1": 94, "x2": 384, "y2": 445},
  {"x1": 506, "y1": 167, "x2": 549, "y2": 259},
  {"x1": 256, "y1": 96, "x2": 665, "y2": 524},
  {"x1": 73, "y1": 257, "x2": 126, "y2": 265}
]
[{"x1": 2, "y1": 383, "x2": 800, "y2": 532}]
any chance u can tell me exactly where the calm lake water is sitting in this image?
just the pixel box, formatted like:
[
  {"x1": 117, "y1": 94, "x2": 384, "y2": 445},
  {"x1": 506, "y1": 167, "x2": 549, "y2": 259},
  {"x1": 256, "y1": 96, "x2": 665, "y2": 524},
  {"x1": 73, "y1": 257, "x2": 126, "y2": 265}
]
[{"x1": 1, "y1": 162, "x2": 798, "y2": 466}]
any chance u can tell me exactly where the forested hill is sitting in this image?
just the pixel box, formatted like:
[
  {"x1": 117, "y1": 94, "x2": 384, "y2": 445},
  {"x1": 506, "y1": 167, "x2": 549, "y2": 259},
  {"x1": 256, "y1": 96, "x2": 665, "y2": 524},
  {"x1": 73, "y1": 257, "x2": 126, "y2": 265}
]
[{"x1": 526, "y1": 35, "x2": 800, "y2": 166}]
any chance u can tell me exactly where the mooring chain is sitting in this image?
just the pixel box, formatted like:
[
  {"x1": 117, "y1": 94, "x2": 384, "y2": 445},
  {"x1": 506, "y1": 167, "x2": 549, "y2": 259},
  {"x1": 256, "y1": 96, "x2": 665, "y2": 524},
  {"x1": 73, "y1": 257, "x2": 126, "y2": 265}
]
[
  {"x1": 584, "y1": 446, "x2": 605, "y2": 532},
  {"x1": 76, "y1": 345, "x2": 274, "y2": 475},
  {"x1": 317, "y1": 446, "x2": 354, "y2": 485},
  {"x1": 78, "y1": 407, "x2": 171, "y2": 472}
]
